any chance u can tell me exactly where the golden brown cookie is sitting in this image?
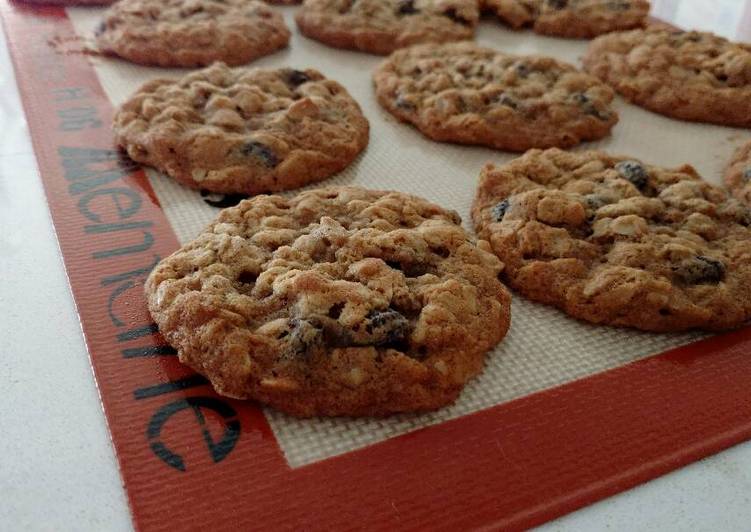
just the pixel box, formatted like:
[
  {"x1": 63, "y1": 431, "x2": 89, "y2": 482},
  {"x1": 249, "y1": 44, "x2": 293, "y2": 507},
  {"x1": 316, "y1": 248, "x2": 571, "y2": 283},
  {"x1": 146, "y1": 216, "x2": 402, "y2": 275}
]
[
  {"x1": 373, "y1": 42, "x2": 618, "y2": 151},
  {"x1": 96, "y1": 0, "x2": 290, "y2": 67},
  {"x1": 583, "y1": 28, "x2": 751, "y2": 127},
  {"x1": 484, "y1": 0, "x2": 649, "y2": 38},
  {"x1": 473, "y1": 148, "x2": 751, "y2": 332},
  {"x1": 725, "y1": 140, "x2": 751, "y2": 205},
  {"x1": 295, "y1": 0, "x2": 479, "y2": 55},
  {"x1": 146, "y1": 187, "x2": 512, "y2": 417},
  {"x1": 114, "y1": 63, "x2": 369, "y2": 195}
]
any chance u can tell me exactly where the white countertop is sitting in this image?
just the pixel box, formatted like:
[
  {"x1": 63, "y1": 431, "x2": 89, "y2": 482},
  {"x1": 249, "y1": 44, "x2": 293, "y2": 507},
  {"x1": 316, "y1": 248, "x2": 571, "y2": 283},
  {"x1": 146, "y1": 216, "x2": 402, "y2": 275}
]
[{"x1": 2, "y1": 7, "x2": 751, "y2": 531}]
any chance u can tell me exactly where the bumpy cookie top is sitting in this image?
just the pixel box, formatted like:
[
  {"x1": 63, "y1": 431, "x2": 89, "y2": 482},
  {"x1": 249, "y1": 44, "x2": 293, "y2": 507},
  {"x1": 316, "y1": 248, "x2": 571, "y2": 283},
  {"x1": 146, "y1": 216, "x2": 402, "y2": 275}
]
[
  {"x1": 473, "y1": 149, "x2": 751, "y2": 332},
  {"x1": 115, "y1": 63, "x2": 369, "y2": 195},
  {"x1": 146, "y1": 187, "x2": 511, "y2": 417},
  {"x1": 96, "y1": 0, "x2": 290, "y2": 67},
  {"x1": 294, "y1": 0, "x2": 479, "y2": 55},
  {"x1": 725, "y1": 140, "x2": 751, "y2": 206},
  {"x1": 484, "y1": 0, "x2": 649, "y2": 38},
  {"x1": 583, "y1": 28, "x2": 751, "y2": 127},
  {"x1": 374, "y1": 42, "x2": 618, "y2": 151}
]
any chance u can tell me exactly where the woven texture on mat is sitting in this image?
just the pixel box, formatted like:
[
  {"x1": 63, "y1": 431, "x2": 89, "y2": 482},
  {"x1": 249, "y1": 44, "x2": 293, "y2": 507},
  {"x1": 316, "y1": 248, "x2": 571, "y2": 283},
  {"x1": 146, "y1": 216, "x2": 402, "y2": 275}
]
[{"x1": 68, "y1": 7, "x2": 739, "y2": 467}]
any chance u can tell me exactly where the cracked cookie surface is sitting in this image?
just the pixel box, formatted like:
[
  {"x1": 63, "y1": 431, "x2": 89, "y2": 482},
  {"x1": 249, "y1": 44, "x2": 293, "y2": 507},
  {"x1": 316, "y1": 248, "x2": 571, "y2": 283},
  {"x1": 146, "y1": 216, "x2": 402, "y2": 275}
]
[
  {"x1": 725, "y1": 140, "x2": 751, "y2": 206},
  {"x1": 374, "y1": 42, "x2": 617, "y2": 151},
  {"x1": 295, "y1": 0, "x2": 479, "y2": 55},
  {"x1": 583, "y1": 28, "x2": 751, "y2": 127},
  {"x1": 472, "y1": 149, "x2": 751, "y2": 332},
  {"x1": 146, "y1": 187, "x2": 512, "y2": 417},
  {"x1": 96, "y1": 0, "x2": 290, "y2": 67},
  {"x1": 114, "y1": 63, "x2": 369, "y2": 195},
  {"x1": 484, "y1": 0, "x2": 649, "y2": 38}
]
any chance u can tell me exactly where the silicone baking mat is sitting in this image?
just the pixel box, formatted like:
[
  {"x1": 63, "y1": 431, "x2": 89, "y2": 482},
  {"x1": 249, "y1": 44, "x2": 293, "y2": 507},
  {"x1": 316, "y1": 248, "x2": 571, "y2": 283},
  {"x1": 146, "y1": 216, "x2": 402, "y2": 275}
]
[{"x1": 3, "y1": 1, "x2": 751, "y2": 529}]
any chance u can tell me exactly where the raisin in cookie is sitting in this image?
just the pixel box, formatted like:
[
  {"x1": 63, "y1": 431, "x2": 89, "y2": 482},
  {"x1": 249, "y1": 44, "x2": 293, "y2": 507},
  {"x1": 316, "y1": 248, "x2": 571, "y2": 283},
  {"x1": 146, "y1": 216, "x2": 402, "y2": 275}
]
[
  {"x1": 725, "y1": 140, "x2": 751, "y2": 206},
  {"x1": 473, "y1": 149, "x2": 751, "y2": 332},
  {"x1": 583, "y1": 28, "x2": 751, "y2": 127},
  {"x1": 484, "y1": 0, "x2": 649, "y2": 39},
  {"x1": 295, "y1": 0, "x2": 479, "y2": 55},
  {"x1": 96, "y1": 0, "x2": 290, "y2": 67},
  {"x1": 114, "y1": 63, "x2": 369, "y2": 195},
  {"x1": 374, "y1": 42, "x2": 617, "y2": 151},
  {"x1": 146, "y1": 187, "x2": 511, "y2": 417}
]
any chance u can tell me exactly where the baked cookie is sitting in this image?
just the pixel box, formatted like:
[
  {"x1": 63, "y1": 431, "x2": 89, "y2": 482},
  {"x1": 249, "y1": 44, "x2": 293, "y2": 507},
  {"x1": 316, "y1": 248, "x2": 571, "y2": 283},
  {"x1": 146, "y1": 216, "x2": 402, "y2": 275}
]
[
  {"x1": 473, "y1": 148, "x2": 751, "y2": 332},
  {"x1": 583, "y1": 28, "x2": 751, "y2": 127},
  {"x1": 146, "y1": 187, "x2": 511, "y2": 417},
  {"x1": 295, "y1": 0, "x2": 479, "y2": 55},
  {"x1": 484, "y1": 0, "x2": 649, "y2": 39},
  {"x1": 96, "y1": 0, "x2": 290, "y2": 67},
  {"x1": 725, "y1": 140, "x2": 751, "y2": 205},
  {"x1": 114, "y1": 63, "x2": 369, "y2": 195},
  {"x1": 373, "y1": 42, "x2": 618, "y2": 151}
]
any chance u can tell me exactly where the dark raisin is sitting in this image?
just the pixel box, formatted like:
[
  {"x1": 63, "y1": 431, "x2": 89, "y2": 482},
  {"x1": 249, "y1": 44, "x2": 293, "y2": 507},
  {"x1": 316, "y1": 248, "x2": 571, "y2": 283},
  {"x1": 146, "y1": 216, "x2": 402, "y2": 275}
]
[
  {"x1": 241, "y1": 141, "x2": 279, "y2": 167},
  {"x1": 432, "y1": 246, "x2": 450, "y2": 258},
  {"x1": 442, "y1": 7, "x2": 472, "y2": 26},
  {"x1": 328, "y1": 302, "x2": 345, "y2": 319},
  {"x1": 584, "y1": 194, "x2": 608, "y2": 211},
  {"x1": 200, "y1": 189, "x2": 246, "y2": 208},
  {"x1": 363, "y1": 309, "x2": 410, "y2": 346},
  {"x1": 491, "y1": 199, "x2": 510, "y2": 222},
  {"x1": 237, "y1": 270, "x2": 258, "y2": 284},
  {"x1": 395, "y1": 95, "x2": 416, "y2": 111},
  {"x1": 743, "y1": 168, "x2": 751, "y2": 182},
  {"x1": 497, "y1": 93, "x2": 518, "y2": 109},
  {"x1": 396, "y1": 0, "x2": 418, "y2": 14},
  {"x1": 572, "y1": 92, "x2": 611, "y2": 121},
  {"x1": 285, "y1": 69, "x2": 310, "y2": 87},
  {"x1": 94, "y1": 21, "x2": 106, "y2": 36},
  {"x1": 386, "y1": 260, "x2": 429, "y2": 277},
  {"x1": 674, "y1": 256, "x2": 726, "y2": 285},
  {"x1": 615, "y1": 160, "x2": 649, "y2": 190},
  {"x1": 514, "y1": 63, "x2": 531, "y2": 78},
  {"x1": 287, "y1": 318, "x2": 324, "y2": 356},
  {"x1": 546, "y1": 0, "x2": 568, "y2": 8},
  {"x1": 737, "y1": 207, "x2": 751, "y2": 227}
]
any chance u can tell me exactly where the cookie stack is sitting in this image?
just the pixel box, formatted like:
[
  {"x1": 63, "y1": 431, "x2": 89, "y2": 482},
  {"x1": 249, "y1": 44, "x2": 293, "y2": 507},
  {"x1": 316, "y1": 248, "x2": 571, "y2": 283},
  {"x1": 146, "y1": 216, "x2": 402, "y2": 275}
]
[{"x1": 72, "y1": 0, "x2": 751, "y2": 417}]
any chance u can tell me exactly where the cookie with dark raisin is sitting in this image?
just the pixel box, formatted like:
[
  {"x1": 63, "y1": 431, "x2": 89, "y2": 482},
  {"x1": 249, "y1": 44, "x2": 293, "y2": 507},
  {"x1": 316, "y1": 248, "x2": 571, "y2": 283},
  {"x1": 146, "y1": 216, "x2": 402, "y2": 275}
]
[
  {"x1": 373, "y1": 42, "x2": 618, "y2": 151},
  {"x1": 96, "y1": 0, "x2": 290, "y2": 67},
  {"x1": 584, "y1": 28, "x2": 751, "y2": 127},
  {"x1": 294, "y1": 0, "x2": 479, "y2": 55},
  {"x1": 146, "y1": 186, "x2": 512, "y2": 417},
  {"x1": 725, "y1": 140, "x2": 751, "y2": 206},
  {"x1": 483, "y1": 0, "x2": 649, "y2": 39},
  {"x1": 114, "y1": 63, "x2": 369, "y2": 195},
  {"x1": 472, "y1": 148, "x2": 751, "y2": 332}
]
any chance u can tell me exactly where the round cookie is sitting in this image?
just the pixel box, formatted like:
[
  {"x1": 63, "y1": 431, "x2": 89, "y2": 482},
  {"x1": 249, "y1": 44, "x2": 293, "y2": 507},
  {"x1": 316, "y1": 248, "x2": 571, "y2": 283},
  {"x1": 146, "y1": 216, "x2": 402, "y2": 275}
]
[
  {"x1": 472, "y1": 148, "x2": 751, "y2": 332},
  {"x1": 483, "y1": 0, "x2": 649, "y2": 39},
  {"x1": 114, "y1": 63, "x2": 369, "y2": 195},
  {"x1": 373, "y1": 42, "x2": 618, "y2": 151},
  {"x1": 295, "y1": 0, "x2": 479, "y2": 55},
  {"x1": 583, "y1": 28, "x2": 751, "y2": 127},
  {"x1": 96, "y1": 0, "x2": 290, "y2": 67},
  {"x1": 146, "y1": 186, "x2": 512, "y2": 417},
  {"x1": 725, "y1": 140, "x2": 751, "y2": 205}
]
